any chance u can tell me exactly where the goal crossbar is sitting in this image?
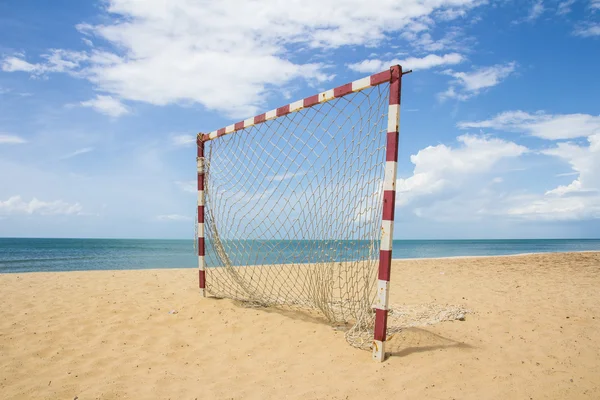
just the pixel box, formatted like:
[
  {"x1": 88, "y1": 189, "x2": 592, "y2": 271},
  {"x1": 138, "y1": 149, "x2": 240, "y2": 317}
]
[
  {"x1": 196, "y1": 65, "x2": 403, "y2": 362},
  {"x1": 198, "y1": 68, "x2": 396, "y2": 144}
]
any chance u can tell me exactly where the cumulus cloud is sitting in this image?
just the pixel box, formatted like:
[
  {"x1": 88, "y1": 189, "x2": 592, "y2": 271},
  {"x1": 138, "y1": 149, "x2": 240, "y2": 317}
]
[
  {"x1": 365, "y1": 108, "x2": 600, "y2": 222},
  {"x1": 81, "y1": 95, "x2": 129, "y2": 117},
  {"x1": 0, "y1": 134, "x2": 27, "y2": 144},
  {"x1": 0, "y1": 196, "x2": 84, "y2": 216},
  {"x1": 348, "y1": 53, "x2": 464, "y2": 73},
  {"x1": 394, "y1": 132, "x2": 600, "y2": 222},
  {"x1": 396, "y1": 134, "x2": 528, "y2": 208},
  {"x1": 1, "y1": 0, "x2": 485, "y2": 118},
  {"x1": 439, "y1": 62, "x2": 516, "y2": 101},
  {"x1": 540, "y1": 133, "x2": 600, "y2": 196},
  {"x1": 491, "y1": 134, "x2": 600, "y2": 221},
  {"x1": 458, "y1": 111, "x2": 600, "y2": 140}
]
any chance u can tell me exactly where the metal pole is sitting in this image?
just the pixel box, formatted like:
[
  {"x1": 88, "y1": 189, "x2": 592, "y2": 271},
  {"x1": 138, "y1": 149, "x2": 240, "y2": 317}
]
[
  {"x1": 197, "y1": 135, "x2": 206, "y2": 297},
  {"x1": 372, "y1": 65, "x2": 402, "y2": 362}
]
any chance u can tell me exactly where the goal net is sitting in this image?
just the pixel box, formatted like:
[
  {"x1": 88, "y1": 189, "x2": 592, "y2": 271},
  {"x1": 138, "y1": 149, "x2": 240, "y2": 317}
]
[
  {"x1": 199, "y1": 71, "x2": 390, "y2": 349},
  {"x1": 195, "y1": 66, "x2": 466, "y2": 360}
]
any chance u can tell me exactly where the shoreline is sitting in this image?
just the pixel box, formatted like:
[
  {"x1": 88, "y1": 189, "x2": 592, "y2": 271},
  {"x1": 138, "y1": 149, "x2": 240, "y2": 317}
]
[
  {"x1": 392, "y1": 249, "x2": 600, "y2": 262},
  {"x1": 1, "y1": 250, "x2": 599, "y2": 275}
]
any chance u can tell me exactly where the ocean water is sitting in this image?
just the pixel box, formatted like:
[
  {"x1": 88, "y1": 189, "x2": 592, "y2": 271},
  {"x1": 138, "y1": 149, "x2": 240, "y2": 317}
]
[{"x1": 1, "y1": 238, "x2": 599, "y2": 274}]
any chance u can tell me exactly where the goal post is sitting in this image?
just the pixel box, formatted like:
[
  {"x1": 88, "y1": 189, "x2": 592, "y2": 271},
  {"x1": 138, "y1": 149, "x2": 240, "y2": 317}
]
[
  {"x1": 373, "y1": 65, "x2": 401, "y2": 361},
  {"x1": 197, "y1": 137, "x2": 206, "y2": 298},
  {"x1": 196, "y1": 65, "x2": 404, "y2": 362}
]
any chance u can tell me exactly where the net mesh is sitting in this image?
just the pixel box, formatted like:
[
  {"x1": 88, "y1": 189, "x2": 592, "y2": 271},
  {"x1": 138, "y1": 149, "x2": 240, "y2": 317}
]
[{"x1": 198, "y1": 84, "x2": 468, "y2": 349}]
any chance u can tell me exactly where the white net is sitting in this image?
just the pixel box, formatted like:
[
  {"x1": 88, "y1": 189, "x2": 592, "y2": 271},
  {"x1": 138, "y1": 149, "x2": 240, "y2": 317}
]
[
  {"x1": 198, "y1": 83, "x2": 469, "y2": 349},
  {"x1": 200, "y1": 85, "x2": 386, "y2": 348}
]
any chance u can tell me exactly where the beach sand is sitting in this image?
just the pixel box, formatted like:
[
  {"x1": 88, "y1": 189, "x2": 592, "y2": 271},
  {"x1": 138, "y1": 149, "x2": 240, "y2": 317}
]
[{"x1": 1, "y1": 252, "x2": 599, "y2": 399}]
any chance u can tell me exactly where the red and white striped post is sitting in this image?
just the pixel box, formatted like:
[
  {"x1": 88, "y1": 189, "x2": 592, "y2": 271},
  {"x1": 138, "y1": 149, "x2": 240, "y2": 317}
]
[
  {"x1": 197, "y1": 135, "x2": 206, "y2": 297},
  {"x1": 373, "y1": 65, "x2": 402, "y2": 362}
]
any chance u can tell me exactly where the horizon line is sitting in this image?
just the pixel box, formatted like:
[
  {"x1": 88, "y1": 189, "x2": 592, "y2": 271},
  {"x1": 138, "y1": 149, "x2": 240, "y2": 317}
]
[{"x1": 1, "y1": 237, "x2": 600, "y2": 241}]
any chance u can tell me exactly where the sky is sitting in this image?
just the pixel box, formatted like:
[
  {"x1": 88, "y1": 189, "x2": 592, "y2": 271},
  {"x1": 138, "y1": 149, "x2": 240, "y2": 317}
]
[{"x1": 0, "y1": 0, "x2": 599, "y2": 240}]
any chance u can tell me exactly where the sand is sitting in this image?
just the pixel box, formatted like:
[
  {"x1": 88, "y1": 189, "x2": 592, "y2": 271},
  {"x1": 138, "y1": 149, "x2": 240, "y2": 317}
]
[{"x1": 1, "y1": 252, "x2": 599, "y2": 399}]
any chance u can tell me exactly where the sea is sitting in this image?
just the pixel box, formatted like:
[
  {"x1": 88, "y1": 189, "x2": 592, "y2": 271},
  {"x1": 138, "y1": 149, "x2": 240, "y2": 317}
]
[{"x1": 1, "y1": 238, "x2": 600, "y2": 274}]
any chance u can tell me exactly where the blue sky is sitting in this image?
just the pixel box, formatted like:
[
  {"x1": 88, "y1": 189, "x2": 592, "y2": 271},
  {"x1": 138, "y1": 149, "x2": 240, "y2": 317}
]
[{"x1": 0, "y1": 0, "x2": 599, "y2": 239}]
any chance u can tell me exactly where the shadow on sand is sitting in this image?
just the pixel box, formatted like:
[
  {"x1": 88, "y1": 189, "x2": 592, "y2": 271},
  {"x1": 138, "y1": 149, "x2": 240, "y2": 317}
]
[
  {"x1": 207, "y1": 297, "x2": 474, "y2": 358},
  {"x1": 386, "y1": 327, "x2": 474, "y2": 358}
]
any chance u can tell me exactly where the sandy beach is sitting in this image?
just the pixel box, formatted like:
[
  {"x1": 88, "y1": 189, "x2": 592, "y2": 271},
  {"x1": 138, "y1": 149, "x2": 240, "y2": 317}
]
[{"x1": 1, "y1": 252, "x2": 599, "y2": 399}]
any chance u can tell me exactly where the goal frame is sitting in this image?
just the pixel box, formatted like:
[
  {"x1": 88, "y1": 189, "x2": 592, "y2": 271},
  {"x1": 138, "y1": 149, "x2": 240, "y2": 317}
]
[{"x1": 196, "y1": 65, "x2": 403, "y2": 362}]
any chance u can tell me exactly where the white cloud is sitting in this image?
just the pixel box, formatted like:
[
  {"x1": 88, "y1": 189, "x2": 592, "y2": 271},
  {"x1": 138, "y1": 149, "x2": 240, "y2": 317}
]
[
  {"x1": 397, "y1": 134, "x2": 528, "y2": 207},
  {"x1": 156, "y1": 214, "x2": 192, "y2": 221},
  {"x1": 175, "y1": 180, "x2": 196, "y2": 193},
  {"x1": 0, "y1": 134, "x2": 27, "y2": 144},
  {"x1": 439, "y1": 62, "x2": 516, "y2": 101},
  {"x1": 545, "y1": 179, "x2": 582, "y2": 196},
  {"x1": 526, "y1": 0, "x2": 545, "y2": 21},
  {"x1": 556, "y1": 171, "x2": 579, "y2": 177},
  {"x1": 400, "y1": 27, "x2": 475, "y2": 53},
  {"x1": 458, "y1": 111, "x2": 600, "y2": 140},
  {"x1": 506, "y1": 134, "x2": 600, "y2": 221},
  {"x1": 591, "y1": 0, "x2": 600, "y2": 10},
  {"x1": 60, "y1": 147, "x2": 94, "y2": 160},
  {"x1": 505, "y1": 195, "x2": 599, "y2": 220},
  {"x1": 270, "y1": 171, "x2": 306, "y2": 181},
  {"x1": 543, "y1": 134, "x2": 600, "y2": 192},
  {"x1": 348, "y1": 53, "x2": 464, "y2": 73},
  {"x1": 435, "y1": 8, "x2": 468, "y2": 21},
  {"x1": 1, "y1": 0, "x2": 485, "y2": 118},
  {"x1": 1, "y1": 56, "x2": 38, "y2": 73},
  {"x1": 557, "y1": 0, "x2": 575, "y2": 15},
  {"x1": 394, "y1": 132, "x2": 600, "y2": 223},
  {"x1": 171, "y1": 134, "x2": 196, "y2": 147},
  {"x1": 511, "y1": 0, "x2": 545, "y2": 24},
  {"x1": 1, "y1": 50, "x2": 88, "y2": 75},
  {"x1": 574, "y1": 22, "x2": 600, "y2": 37},
  {"x1": 81, "y1": 95, "x2": 129, "y2": 117},
  {"x1": 0, "y1": 195, "x2": 83, "y2": 216},
  {"x1": 437, "y1": 86, "x2": 469, "y2": 101}
]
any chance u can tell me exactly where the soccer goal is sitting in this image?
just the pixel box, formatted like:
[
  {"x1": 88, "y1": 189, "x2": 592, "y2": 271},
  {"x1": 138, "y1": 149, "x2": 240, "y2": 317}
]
[{"x1": 197, "y1": 65, "x2": 404, "y2": 362}]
